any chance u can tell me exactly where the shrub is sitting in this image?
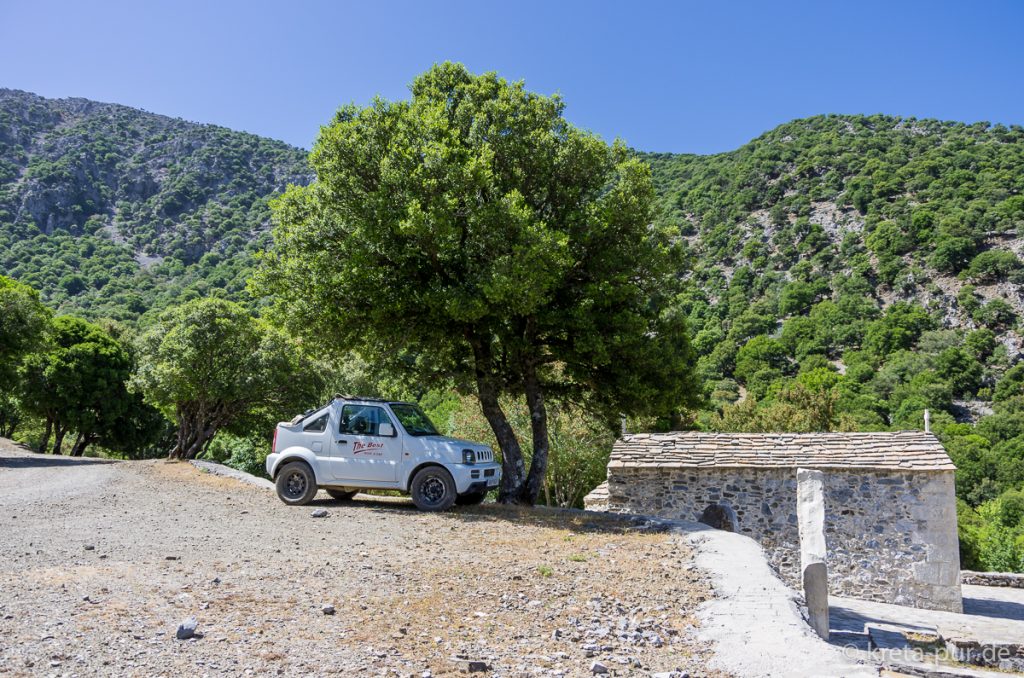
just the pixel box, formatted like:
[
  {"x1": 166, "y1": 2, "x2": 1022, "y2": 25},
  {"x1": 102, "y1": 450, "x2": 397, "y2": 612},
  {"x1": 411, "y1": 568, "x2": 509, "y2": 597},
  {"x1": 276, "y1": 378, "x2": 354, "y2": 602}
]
[
  {"x1": 967, "y1": 250, "x2": 1021, "y2": 283},
  {"x1": 206, "y1": 433, "x2": 270, "y2": 479}
]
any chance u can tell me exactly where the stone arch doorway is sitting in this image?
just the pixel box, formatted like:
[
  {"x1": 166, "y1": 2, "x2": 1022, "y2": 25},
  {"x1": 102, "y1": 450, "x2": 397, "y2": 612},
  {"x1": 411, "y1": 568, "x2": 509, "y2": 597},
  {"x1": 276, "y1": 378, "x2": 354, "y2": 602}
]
[{"x1": 699, "y1": 503, "x2": 737, "y2": 532}]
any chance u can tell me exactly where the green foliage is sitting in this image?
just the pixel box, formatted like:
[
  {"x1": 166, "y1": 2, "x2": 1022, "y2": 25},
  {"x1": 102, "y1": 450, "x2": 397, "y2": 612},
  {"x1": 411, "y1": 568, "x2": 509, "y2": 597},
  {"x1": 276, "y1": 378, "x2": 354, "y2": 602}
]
[
  {"x1": 862, "y1": 303, "x2": 935, "y2": 356},
  {"x1": 3, "y1": 92, "x2": 1024, "y2": 567},
  {"x1": 958, "y1": 496, "x2": 1024, "y2": 572},
  {"x1": 255, "y1": 63, "x2": 700, "y2": 504},
  {"x1": 967, "y1": 250, "x2": 1021, "y2": 283},
  {"x1": 707, "y1": 379, "x2": 853, "y2": 433},
  {"x1": 446, "y1": 394, "x2": 614, "y2": 508},
  {"x1": 133, "y1": 298, "x2": 323, "y2": 458},
  {"x1": 734, "y1": 336, "x2": 790, "y2": 399},
  {"x1": 17, "y1": 315, "x2": 158, "y2": 455},
  {"x1": 0, "y1": 277, "x2": 52, "y2": 436},
  {"x1": 0, "y1": 89, "x2": 310, "y2": 323},
  {"x1": 206, "y1": 433, "x2": 270, "y2": 479}
]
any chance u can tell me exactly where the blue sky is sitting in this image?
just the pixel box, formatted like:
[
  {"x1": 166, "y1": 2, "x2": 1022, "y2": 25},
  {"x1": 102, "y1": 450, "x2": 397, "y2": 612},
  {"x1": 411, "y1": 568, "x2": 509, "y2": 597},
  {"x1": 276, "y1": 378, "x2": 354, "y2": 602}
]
[{"x1": 1, "y1": 0, "x2": 1021, "y2": 154}]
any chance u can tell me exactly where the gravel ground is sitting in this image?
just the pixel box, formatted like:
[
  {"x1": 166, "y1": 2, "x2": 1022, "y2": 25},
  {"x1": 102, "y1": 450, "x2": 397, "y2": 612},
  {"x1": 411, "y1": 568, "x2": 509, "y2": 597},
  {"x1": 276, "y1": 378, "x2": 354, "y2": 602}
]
[{"x1": 0, "y1": 438, "x2": 725, "y2": 677}]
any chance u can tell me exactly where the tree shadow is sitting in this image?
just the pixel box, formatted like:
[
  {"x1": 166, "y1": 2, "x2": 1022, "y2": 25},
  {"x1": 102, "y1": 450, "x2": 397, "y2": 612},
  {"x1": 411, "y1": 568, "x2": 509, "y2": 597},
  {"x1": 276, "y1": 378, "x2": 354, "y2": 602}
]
[
  {"x1": 963, "y1": 594, "x2": 1024, "y2": 622},
  {"x1": 309, "y1": 492, "x2": 715, "y2": 537},
  {"x1": 0, "y1": 453, "x2": 117, "y2": 469}
]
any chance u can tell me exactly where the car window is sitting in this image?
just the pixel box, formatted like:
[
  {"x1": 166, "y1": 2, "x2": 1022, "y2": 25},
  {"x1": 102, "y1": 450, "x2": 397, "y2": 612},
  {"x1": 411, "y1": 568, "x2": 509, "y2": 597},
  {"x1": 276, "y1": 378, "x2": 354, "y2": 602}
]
[
  {"x1": 339, "y1": 405, "x2": 394, "y2": 436},
  {"x1": 303, "y1": 413, "x2": 328, "y2": 433},
  {"x1": 389, "y1": 403, "x2": 439, "y2": 436}
]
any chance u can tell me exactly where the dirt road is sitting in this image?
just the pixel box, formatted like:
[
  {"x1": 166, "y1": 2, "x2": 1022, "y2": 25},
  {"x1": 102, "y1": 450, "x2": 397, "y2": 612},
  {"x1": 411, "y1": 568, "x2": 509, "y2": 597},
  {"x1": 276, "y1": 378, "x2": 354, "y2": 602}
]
[{"x1": 0, "y1": 439, "x2": 721, "y2": 677}]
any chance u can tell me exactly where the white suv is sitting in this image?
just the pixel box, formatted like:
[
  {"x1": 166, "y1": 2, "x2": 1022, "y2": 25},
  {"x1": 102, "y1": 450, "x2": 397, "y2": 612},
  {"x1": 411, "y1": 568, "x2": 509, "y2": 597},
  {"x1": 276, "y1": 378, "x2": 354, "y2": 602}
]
[{"x1": 266, "y1": 396, "x2": 501, "y2": 511}]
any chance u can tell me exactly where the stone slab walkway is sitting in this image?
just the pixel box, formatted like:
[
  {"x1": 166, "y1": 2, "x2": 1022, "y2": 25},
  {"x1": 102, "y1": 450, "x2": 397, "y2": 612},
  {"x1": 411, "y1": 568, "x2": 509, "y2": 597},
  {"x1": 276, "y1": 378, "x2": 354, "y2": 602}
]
[
  {"x1": 831, "y1": 585, "x2": 1024, "y2": 645},
  {"x1": 830, "y1": 586, "x2": 1024, "y2": 676},
  {"x1": 681, "y1": 526, "x2": 879, "y2": 677}
]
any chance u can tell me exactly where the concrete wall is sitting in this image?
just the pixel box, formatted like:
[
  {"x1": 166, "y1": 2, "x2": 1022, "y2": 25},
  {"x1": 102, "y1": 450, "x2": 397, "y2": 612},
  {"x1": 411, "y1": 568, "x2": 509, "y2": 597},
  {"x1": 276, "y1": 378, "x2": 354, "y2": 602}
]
[{"x1": 606, "y1": 466, "x2": 962, "y2": 612}]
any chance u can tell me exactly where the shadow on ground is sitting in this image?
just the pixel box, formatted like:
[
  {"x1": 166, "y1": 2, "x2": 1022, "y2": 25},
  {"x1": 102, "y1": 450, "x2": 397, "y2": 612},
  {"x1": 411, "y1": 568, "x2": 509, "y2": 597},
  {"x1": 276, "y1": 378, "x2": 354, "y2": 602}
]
[
  {"x1": 963, "y1": 592, "x2": 1024, "y2": 621},
  {"x1": 301, "y1": 491, "x2": 712, "y2": 537},
  {"x1": 0, "y1": 453, "x2": 117, "y2": 469}
]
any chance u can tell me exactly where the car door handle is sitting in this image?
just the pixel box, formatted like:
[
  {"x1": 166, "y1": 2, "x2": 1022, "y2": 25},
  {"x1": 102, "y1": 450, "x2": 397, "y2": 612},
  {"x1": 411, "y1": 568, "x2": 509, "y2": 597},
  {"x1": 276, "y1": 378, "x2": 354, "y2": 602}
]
[{"x1": 336, "y1": 439, "x2": 347, "y2": 444}]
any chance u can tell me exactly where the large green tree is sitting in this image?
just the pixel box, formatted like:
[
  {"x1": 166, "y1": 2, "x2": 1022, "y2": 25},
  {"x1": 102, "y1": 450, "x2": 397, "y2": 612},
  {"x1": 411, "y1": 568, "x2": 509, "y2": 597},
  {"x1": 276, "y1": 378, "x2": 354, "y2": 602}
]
[
  {"x1": 19, "y1": 316, "x2": 134, "y2": 455},
  {"x1": 133, "y1": 298, "x2": 322, "y2": 459},
  {"x1": 255, "y1": 63, "x2": 700, "y2": 504}
]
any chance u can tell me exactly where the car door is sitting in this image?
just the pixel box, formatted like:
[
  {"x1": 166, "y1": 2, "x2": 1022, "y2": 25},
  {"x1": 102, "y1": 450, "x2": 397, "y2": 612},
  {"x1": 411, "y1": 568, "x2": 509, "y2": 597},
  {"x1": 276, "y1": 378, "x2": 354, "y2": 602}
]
[
  {"x1": 299, "y1": 410, "x2": 330, "y2": 456},
  {"x1": 330, "y1": 404, "x2": 402, "y2": 483}
]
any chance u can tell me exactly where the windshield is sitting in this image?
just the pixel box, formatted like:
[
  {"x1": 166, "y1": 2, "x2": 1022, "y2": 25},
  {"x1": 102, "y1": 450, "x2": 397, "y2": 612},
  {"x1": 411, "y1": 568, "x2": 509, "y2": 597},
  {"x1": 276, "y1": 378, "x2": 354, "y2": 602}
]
[{"x1": 389, "y1": 403, "x2": 440, "y2": 437}]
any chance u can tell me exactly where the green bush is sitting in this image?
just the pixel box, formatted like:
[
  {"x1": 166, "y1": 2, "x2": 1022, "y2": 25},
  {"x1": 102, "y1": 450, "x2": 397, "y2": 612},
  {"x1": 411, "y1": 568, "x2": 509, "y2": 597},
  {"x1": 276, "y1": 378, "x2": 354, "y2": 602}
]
[{"x1": 206, "y1": 434, "x2": 270, "y2": 479}]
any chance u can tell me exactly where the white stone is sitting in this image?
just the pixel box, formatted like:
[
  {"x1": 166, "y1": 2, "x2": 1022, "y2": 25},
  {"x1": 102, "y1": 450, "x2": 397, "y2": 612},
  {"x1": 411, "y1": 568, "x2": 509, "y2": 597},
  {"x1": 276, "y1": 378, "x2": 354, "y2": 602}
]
[{"x1": 796, "y1": 468, "x2": 829, "y2": 639}]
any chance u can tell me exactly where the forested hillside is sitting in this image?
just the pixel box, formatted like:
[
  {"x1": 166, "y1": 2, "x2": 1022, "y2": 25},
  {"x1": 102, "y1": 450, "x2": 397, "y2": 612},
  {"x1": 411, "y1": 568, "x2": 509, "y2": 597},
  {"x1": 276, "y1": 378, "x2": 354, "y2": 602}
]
[
  {"x1": 0, "y1": 89, "x2": 310, "y2": 322},
  {"x1": 2, "y1": 93, "x2": 1023, "y2": 569},
  {"x1": 644, "y1": 115, "x2": 1024, "y2": 570}
]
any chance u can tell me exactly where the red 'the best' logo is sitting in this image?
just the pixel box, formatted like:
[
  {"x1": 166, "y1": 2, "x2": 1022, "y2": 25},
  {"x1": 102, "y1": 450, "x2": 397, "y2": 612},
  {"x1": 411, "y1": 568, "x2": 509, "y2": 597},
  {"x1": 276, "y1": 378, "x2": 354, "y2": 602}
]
[{"x1": 352, "y1": 441, "x2": 384, "y2": 455}]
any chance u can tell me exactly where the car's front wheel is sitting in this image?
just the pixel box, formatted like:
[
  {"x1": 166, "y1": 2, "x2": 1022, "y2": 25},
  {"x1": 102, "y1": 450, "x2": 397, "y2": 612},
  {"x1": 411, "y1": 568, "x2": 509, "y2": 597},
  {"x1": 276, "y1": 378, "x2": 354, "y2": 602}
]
[
  {"x1": 275, "y1": 461, "x2": 318, "y2": 506},
  {"x1": 409, "y1": 466, "x2": 457, "y2": 511},
  {"x1": 326, "y1": 488, "x2": 358, "y2": 501}
]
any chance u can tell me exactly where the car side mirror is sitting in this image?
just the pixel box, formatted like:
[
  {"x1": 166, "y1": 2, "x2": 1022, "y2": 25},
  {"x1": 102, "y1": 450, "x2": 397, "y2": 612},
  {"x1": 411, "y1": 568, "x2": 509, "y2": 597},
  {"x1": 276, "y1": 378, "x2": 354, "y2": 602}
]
[{"x1": 379, "y1": 422, "x2": 395, "y2": 437}]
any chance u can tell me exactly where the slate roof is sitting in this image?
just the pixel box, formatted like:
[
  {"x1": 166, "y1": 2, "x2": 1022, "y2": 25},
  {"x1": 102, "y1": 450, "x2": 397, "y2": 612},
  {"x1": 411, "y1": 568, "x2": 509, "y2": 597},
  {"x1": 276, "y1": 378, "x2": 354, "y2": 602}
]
[{"x1": 608, "y1": 431, "x2": 955, "y2": 471}]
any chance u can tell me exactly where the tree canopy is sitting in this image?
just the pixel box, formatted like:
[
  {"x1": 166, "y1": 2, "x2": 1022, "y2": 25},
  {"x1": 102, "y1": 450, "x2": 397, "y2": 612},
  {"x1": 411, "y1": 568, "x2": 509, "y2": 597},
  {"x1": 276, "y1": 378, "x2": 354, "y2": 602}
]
[
  {"x1": 18, "y1": 315, "x2": 141, "y2": 455},
  {"x1": 255, "y1": 63, "x2": 700, "y2": 503},
  {"x1": 133, "y1": 298, "x2": 322, "y2": 459}
]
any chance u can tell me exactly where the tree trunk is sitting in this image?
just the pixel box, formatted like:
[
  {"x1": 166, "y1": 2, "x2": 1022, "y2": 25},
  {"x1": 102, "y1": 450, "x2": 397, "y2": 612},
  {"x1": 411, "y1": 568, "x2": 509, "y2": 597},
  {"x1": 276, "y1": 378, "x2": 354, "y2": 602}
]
[
  {"x1": 52, "y1": 423, "x2": 67, "y2": 455},
  {"x1": 39, "y1": 417, "x2": 52, "y2": 453},
  {"x1": 168, "y1": 407, "x2": 219, "y2": 460},
  {"x1": 183, "y1": 425, "x2": 216, "y2": 459},
  {"x1": 470, "y1": 336, "x2": 528, "y2": 503},
  {"x1": 70, "y1": 432, "x2": 95, "y2": 457},
  {"x1": 521, "y1": 359, "x2": 550, "y2": 505},
  {"x1": 0, "y1": 404, "x2": 17, "y2": 438}
]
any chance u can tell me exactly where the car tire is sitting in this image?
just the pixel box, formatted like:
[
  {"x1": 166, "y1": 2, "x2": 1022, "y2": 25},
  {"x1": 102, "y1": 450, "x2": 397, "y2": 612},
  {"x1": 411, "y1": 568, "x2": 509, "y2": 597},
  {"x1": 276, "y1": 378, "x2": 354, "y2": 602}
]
[
  {"x1": 275, "y1": 461, "x2": 318, "y2": 506},
  {"x1": 455, "y1": 490, "x2": 487, "y2": 506},
  {"x1": 409, "y1": 466, "x2": 457, "y2": 511},
  {"x1": 326, "y1": 488, "x2": 358, "y2": 501}
]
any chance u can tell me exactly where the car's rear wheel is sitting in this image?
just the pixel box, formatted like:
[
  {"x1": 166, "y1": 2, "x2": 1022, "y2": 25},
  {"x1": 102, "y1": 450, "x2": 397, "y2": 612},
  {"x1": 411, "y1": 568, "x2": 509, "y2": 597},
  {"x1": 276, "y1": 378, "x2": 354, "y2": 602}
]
[
  {"x1": 326, "y1": 488, "x2": 358, "y2": 501},
  {"x1": 409, "y1": 466, "x2": 457, "y2": 511},
  {"x1": 275, "y1": 461, "x2": 318, "y2": 505},
  {"x1": 455, "y1": 490, "x2": 488, "y2": 506}
]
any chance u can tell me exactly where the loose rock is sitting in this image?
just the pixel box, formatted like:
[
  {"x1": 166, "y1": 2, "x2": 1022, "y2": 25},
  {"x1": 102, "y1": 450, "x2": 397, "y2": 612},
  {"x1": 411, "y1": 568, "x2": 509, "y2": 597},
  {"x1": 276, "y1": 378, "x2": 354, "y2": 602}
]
[
  {"x1": 176, "y1": 616, "x2": 198, "y2": 640},
  {"x1": 311, "y1": 509, "x2": 329, "y2": 518},
  {"x1": 322, "y1": 604, "x2": 335, "y2": 615}
]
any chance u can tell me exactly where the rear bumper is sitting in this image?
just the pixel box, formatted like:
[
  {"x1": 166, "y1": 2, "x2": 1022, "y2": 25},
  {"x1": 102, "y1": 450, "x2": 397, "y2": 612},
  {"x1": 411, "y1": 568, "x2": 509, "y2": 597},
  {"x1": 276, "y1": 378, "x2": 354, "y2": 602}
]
[
  {"x1": 265, "y1": 452, "x2": 280, "y2": 478},
  {"x1": 449, "y1": 462, "x2": 501, "y2": 493}
]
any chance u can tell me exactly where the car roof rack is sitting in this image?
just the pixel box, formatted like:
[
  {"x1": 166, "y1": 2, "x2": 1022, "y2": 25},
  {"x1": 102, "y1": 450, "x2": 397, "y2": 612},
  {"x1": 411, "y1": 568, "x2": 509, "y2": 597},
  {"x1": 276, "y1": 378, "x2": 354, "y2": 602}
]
[{"x1": 332, "y1": 393, "x2": 390, "y2": 403}]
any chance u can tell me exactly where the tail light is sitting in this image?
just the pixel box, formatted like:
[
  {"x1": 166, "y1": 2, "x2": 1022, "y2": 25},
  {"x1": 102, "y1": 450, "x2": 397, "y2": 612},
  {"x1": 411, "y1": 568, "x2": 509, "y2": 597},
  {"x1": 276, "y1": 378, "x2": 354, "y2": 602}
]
[{"x1": 272, "y1": 427, "x2": 278, "y2": 453}]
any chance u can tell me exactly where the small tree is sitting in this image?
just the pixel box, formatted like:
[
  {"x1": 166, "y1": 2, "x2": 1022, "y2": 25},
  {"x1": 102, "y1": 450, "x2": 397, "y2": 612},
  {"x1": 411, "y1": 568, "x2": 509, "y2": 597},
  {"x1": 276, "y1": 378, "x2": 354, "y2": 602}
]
[
  {"x1": 133, "y1": 298, "x2": 322, "y2": 459},
  {"x1": 254, "y1": 63, "x2": 700, "y2": 504},
  {"x1": 19, "y1": 316, "x2": 133, "y2": 454}
]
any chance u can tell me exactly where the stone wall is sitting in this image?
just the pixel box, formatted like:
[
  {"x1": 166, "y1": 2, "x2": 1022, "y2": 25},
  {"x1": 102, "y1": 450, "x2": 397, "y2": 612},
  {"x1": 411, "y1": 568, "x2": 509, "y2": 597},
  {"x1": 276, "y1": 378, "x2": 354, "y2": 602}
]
[
  {"x1": 961, "y1": 571, "x2": 1024, "y2": 588},
  {"x1": 606, "y1": 466, "x2": 962, "y2": 612}
]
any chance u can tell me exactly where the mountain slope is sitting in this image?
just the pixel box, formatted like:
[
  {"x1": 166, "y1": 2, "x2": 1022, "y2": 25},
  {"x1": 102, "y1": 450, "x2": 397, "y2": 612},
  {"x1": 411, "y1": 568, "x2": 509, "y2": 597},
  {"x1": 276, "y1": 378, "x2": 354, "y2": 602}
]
[
  {"x1": 0, "y1": 89, "x2": 311, "y2": 321},
  {"x1": 642, "y1": 114, "x2": 1024, "y2": 384}
]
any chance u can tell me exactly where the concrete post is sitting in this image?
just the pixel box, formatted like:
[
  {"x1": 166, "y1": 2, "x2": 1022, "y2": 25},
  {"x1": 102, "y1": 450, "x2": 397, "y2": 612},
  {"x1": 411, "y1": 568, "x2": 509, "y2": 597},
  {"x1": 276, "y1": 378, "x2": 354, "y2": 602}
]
[{"x1": 796, "y1": 468, "x2": 829, "y2": 639}]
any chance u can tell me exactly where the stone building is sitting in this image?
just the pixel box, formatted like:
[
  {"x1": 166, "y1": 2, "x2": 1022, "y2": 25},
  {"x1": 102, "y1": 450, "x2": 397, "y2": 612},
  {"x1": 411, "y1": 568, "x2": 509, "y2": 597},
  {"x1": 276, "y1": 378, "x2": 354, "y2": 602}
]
[{"x1": 586, "y1": 431, "x2": 962, "y2": 612}]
